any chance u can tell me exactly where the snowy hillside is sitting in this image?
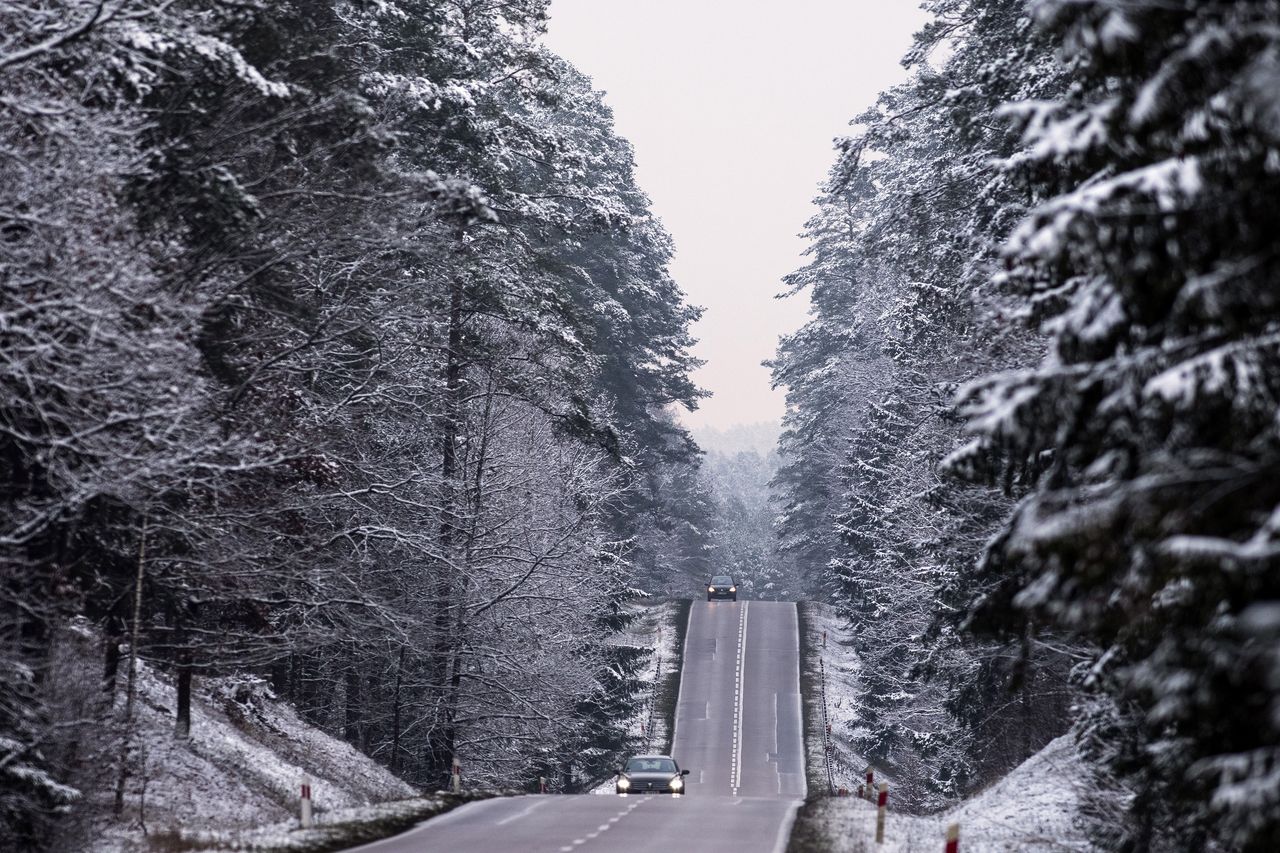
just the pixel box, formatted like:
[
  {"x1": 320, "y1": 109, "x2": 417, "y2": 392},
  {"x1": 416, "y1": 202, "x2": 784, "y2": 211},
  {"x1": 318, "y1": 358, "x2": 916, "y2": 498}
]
[
  {"x1": 789, "y1": 735, "x2": 1095, "y2": 852},
  {"x1": 794, "y1": 604, "x2": 1099, "y2": 852},
  {"x1": 52, "y1": 632, "x2": 417, "y2": 853}
]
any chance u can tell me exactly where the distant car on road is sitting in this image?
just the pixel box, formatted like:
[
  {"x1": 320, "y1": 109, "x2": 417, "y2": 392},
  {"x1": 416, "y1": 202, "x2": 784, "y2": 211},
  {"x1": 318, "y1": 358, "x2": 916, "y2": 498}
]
[
  {"x1": 616, "y1": 754, "x2": 690, "y2": 795},
  {"x1": 706, "y1": 575, "x2": 737, "y2": 601}
]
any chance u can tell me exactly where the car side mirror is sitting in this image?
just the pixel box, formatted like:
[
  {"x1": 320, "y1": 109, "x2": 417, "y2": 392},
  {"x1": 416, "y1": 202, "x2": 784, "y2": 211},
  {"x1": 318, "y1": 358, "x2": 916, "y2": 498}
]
[{"x1": 681, "y1": 769, "x2": 690, "y2": 776}]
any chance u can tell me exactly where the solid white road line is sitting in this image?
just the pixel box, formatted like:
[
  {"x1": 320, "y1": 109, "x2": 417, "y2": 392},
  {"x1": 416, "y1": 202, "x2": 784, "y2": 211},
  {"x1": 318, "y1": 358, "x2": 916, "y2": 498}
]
[
  {"x1": 494, "y1": 797, "x2": 549, "y2": 825},
  {"x1": 346, "y1": 798, "x2": 508, "y2": 851},
  {"x1": 793, "y1": 603, "x2": 807, "y2": 798},
  {"x1": 669, "y1": 601, "x2": 694, "y2": 752},
  {"x1": 771, "y1": 801, "x2": 805, "y2": 853}
]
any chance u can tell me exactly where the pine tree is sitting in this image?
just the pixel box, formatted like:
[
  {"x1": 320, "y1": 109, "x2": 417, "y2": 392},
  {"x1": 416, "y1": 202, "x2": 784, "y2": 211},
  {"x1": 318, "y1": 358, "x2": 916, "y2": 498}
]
[{"x1": 953, "y1": 2, "x2": 1280, "y2": 849}]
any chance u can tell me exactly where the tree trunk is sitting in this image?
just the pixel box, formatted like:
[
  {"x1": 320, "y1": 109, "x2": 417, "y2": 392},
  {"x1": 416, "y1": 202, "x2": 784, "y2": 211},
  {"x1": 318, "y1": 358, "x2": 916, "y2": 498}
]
[
  {"x1": 174, "y1": 604, "x2": 192, "y2": 739},
  {"x1": 344, "y1": 647, "x2": 361, "y2": 745},
  {"x1": 175, "y1": 649, "x2": 192, "y2": 739},
  {"x1": 113, "y1": 518, "x2": 146, "y2": 818},
  {"x1": 101, "y1": 614, "x2": 123, "y2": 701},
  {"x1": 1020, "y1": 623, "x2": 1033, "y2": 762},
  {"x1": 427, "y1": 273, "x2": 466, "y2": 786},
  {"x1": 391, "y1": 644, "x2": 405, "y2": 774}
]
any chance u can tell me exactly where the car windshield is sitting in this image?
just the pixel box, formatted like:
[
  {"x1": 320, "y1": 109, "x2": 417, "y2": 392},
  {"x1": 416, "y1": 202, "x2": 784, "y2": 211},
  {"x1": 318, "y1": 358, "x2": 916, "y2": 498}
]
[
  {"x1": 624, "y1": 757, "x2": 677, "y2": 774},
  {"x1": 711, "y1": 576, "x2": 733, "y2": 585}
]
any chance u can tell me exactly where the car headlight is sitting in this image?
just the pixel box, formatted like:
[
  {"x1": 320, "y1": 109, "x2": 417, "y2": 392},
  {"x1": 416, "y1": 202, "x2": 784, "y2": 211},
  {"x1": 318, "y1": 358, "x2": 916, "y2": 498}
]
[
  {"x1": 617, "y1": 776, "x2": 630, "y2": 790},
  {"x1": 708, "y1": 586, "x2": 715, "y2": 592},
  {"x1": 670, "y1": 776, "x2": 684, "y2": 790},
  {"x1": 729, "y1": 586, "x2": 736, "y2": 592}
]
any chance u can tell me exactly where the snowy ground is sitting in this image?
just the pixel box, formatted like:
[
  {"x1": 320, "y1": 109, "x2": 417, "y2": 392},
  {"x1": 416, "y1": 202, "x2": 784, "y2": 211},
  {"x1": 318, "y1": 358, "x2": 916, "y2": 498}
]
[
  {"x1": 589, "y1": 597, "x2": 684, "y2": 794},
  {"x1": 801, "y1": 602, "x2": 874, "y2": 795},
  {"x1": 51, "y1": 629, "x2": 420, "y2": 853},
  {"x1": 143, "y1": 794, "x2": 496, "y2": 852},
  {"x1": 789, "y1": 735, "x2": 1095, "y2": 852},
  {"x1": 793, "y1": 603, "x2": 1096, "y2": 852}
]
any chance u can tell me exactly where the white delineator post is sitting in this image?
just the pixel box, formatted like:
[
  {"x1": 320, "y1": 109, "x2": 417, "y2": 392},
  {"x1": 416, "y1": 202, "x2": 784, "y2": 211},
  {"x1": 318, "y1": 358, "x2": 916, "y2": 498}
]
[
  {"x1": 945, "y1": 822, "x2": 960, "y2": 853},
  {"x1": 539, "y1": 776, "x2": 547, "y2": 794},
  {"x1": 300, "y1": 775, "x2": 313, "y2": 829},
  {"x1": 875, "y1": 782, "x2": 888, "y2": 844},
  {"x1": 451, "y1": 757, "x2": 462, "y2": 793}
]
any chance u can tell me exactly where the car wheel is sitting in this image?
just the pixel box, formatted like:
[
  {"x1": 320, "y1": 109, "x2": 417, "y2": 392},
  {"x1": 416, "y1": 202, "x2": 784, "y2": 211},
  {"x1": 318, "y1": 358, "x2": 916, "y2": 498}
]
[
  {"x1": 707, "y1": 595, "x2": 712, "y2": 602},
  {"x1": 731, "y1": 594, "x2": 737, "y2": 601}
]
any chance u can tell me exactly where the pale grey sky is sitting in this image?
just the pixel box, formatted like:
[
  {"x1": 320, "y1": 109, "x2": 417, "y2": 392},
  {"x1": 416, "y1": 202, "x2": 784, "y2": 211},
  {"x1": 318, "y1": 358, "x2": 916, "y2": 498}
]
[{"x1": 544, "y1": 1, "x2": 930, "y2": 430}]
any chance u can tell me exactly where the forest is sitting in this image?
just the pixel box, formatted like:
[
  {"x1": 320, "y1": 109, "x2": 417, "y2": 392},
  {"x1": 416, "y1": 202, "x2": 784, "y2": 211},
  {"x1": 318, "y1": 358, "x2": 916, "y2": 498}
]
[
  {"x1": 1, "y1": 1, "x2": 717, "y2": 846},
  {"x1": 5, "y1": 1, "x2": 1280, "y2": 852},
  {"x1": 772, "y1": 0, "x2": 1280, "y2": 850}
]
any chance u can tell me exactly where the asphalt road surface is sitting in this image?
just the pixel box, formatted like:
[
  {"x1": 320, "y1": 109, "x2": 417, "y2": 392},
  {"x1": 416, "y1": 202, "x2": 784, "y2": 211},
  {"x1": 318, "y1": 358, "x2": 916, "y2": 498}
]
[{"x1": 347, "y1": 600, "x2": 805, "y2": 853}]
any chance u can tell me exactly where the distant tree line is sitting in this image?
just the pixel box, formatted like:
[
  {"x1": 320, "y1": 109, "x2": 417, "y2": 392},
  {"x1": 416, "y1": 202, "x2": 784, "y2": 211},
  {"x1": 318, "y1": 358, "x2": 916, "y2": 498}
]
[
  {"x1": 0, "y1": 2, "x2": 712, "y2": 847},
  {"x1": 772, "y1": 0, "x2": 1280, "y2": 849}
]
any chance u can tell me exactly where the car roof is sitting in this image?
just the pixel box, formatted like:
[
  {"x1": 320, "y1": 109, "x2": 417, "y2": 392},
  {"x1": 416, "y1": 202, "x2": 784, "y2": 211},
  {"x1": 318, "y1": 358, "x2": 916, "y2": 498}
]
[{"x1": 627, "y1": 754, "x2": 674, "y2": 760}]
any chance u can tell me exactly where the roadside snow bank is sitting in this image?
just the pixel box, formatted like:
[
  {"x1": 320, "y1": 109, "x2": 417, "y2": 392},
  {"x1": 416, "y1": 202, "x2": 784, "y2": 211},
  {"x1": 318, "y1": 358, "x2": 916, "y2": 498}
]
[
  {"x1": 53, "y1": 644, "x2": 415, "y2": 853},
  {"x1": 787, "y1": 734, "x2": 1096, "y2": 852},
  {"x1": 147, "y1": 791, "x2": 506, "y2": 852},
  {"x1": 792, "y1": 603, "x2": 1095, "y2": 851},
  {"x1": 590, "y1": 597, "x2": 685, "y2": 794},
  {"x1": 799, "y1": 602, "x2": 868, "y2": 795}
]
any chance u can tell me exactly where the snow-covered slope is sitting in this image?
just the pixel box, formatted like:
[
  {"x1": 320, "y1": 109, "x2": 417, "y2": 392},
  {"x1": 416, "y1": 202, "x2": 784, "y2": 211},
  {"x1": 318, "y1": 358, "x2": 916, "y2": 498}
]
[
  {"x1": 53, "y1": 639, "x2": 415, "y2": 853},
  {"x1": 794, "y1": 604, "x2": 1097, "y2": 852},
  {"x1": 791, "y1": 735, "x2": 1094, "y2": 852},
  {"x1": 589, "y1": 598, "x2": 684, "y2": 794}
]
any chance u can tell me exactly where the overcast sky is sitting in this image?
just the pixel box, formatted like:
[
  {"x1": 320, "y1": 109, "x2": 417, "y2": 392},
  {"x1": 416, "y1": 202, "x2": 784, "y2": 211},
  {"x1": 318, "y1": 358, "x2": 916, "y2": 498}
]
[{"x1": 544, "y1": 1, "x2": 930, "y2": 431}]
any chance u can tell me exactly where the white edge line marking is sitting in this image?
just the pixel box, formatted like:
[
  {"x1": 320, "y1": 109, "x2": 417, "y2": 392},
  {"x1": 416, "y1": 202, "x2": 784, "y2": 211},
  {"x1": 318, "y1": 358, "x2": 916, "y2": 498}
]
[
  {"x1": 775, "y1": 692, "x2": 782, "y2": 796},
  {"x1": 771, "y1": 800, "x2": 805, "y2": 853},
  {"x1": 793, "y1": 602, "x2": 807, "y2": 798},
  {"x1": 341, "y1": 799, "x2": 504, "y2": 852},
  {"x1": 494, "y1": 796, "x2": 549, "y2": 826},
  {"x1": 670, "y1": 600, "x2": 695, "y2": 752}
]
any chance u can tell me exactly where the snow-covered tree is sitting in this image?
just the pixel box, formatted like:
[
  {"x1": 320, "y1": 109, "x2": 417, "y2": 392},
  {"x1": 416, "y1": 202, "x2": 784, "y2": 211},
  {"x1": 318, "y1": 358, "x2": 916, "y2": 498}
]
[
  {"x1": 771, "y1": 0, "x2": 1076, "y2": 809},
  {"x1": 2, "y1": 1, "x2": 709, "y2": 843},
  {"x1": 952, "y1": 2, "x2": 1280, "y2": 849}
]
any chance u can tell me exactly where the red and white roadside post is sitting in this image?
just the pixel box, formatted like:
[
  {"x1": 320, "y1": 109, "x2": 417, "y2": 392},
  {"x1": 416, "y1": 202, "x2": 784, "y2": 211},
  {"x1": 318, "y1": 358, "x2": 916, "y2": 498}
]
[
  {"x1": 539, "y1": 776, "x2": 547, "y2": 794},
  {"x1": 451, "y1": 757, "x2": 462, "y2": 794},
  {"x1": 875, "y1": 782, "x2": 888, "y2": 844},
  {"x1": 945, "y1": 822, "x2": 960, "y2": 853},
  {"x1": 863, "y1": 766, "x2": 875, "y2": 801},
  {"x1": 300, "y1": 775, "x2": 313, "y2": 829}
]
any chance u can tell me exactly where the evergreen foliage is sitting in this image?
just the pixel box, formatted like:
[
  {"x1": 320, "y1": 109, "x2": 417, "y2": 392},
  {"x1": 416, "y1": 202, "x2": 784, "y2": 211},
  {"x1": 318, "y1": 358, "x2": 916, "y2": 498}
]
[
  {"x1": 771, "y1": 0, "x2": 1077, "y2": 810},
  {"x1": 951, "y1": 1, "x2": 1280, "y2": 849}
]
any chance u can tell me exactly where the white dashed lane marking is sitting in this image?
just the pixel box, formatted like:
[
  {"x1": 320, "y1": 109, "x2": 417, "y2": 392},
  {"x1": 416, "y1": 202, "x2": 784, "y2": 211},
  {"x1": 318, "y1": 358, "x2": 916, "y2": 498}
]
[{"x1": 732, "y1": 601, "x2": 749, "y2": 796}]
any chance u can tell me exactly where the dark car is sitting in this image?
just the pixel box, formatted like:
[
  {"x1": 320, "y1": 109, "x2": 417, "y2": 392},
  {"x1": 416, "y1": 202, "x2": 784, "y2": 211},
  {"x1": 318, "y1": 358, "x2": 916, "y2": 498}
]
[
  {"x1": 706, "y1": 575, "x2": 737, "y2": 601},
  {"x1": 616, "y1": 754, "x2": 690, "y2": 795}
]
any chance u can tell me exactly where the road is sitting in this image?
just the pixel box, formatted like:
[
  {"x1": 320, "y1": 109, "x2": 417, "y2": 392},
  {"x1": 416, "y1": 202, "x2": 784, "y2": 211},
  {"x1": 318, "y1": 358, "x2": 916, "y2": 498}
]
[{"x1": 346, "y1": 600, "x2": 805, "y2": 853}]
